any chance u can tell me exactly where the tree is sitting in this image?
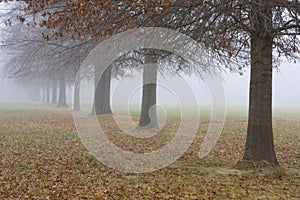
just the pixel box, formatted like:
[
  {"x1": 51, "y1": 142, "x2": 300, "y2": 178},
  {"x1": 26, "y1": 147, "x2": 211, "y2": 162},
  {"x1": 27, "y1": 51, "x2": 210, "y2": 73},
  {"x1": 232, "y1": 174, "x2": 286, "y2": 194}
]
[
  {"x1": 2, "y1": 0, "x2": 299, "y2": 164},
  {"x1": 56, "y1": 71, "x2": 67, "y2": 107},
  {"x1": 91, "y1": 65, "x2": 113, "y2": 115},
  {"x1": 51, "y1": 80, "x2": 57, "y2": 104},
  {"x1": 139, "y1": 52, "x2": 159, "y2": 129},
  {"x1": 0, "y1": 3, "x2": 96, "y2": 109},
  {"x1": 72, "y1": 77, "x2": 80, "y2": 111},
  {"x1": 136, "y1": 0, "x2": 299, "y2": 164},
  {"x1": 243, "y1": 1, "x2": 276, "y2": 163},
  {"x1": 108, "y1": 48, "x2": 196, "y2": 129},
  {"x1": 158, "y1": 0, "x2": 299, "y2": 164}
]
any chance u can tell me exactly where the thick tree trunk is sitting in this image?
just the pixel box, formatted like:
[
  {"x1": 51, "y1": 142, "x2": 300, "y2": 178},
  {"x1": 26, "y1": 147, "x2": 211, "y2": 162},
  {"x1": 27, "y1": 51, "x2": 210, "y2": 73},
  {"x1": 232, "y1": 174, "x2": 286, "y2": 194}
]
[
  {"x1": 51, "y1": 80, "x2": 57, "y2": 104},
  {"x1": 57, "y1": 74, "x2": 67, "y2": 107},
  {"x1": 73, "y1": 79, "x2": 81, "y2": 111},
  {"x1": 243, "y1": 3, "x2": 278, "y2": 164},
  {"x1": 91, "y1": 65, "x2": 112, "y2": 115},
  {"x1": 138, "y1": 53, "x2": 159, "y2": 129}
]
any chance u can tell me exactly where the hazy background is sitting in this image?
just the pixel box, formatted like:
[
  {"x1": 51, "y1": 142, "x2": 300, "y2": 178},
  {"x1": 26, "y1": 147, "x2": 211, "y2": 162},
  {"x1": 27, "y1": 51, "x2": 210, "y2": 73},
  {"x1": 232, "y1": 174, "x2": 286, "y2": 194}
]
[{"x1": 0, "y1": 59, "x2": 299, "y2": 108}]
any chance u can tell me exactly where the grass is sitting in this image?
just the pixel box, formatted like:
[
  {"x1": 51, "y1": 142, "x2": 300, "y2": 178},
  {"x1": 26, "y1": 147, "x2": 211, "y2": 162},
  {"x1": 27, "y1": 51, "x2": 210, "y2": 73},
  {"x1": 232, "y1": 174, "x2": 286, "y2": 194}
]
[{"x1": 0, "y1": 103, "x2": 299, "y2": 199}]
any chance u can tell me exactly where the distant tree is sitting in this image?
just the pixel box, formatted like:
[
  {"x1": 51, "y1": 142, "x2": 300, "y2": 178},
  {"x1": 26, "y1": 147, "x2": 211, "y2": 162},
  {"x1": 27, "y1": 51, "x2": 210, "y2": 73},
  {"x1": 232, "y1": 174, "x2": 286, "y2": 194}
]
[
  {"x1": 0, "y1": 5, "x2": 95, "y2": 109},
  {"x1": 51, "y1": 79, "x2": 57, "y2": 104}
]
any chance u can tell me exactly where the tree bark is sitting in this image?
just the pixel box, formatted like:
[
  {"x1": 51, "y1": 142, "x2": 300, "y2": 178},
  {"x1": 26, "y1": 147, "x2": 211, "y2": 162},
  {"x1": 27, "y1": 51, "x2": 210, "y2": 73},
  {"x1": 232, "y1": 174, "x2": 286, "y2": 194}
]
[
  {"x1": 51, "y1": 80, "x2": 57, "y2": 104},
  {"x1": 243, "y1": 2, "x2": 278, "y2": 164},
  {"x1": 91, "y1": 65, "x2": 112, "y2": 115},
  {"x1": 138, "y1": 53, "x2": 159, "y2": 129},
  {"x1": 57, "y1": 74, "x2": 67, "y2": 107},
  {"x1": 73, "y1": 78, "x2": 81, "y2": 111}
]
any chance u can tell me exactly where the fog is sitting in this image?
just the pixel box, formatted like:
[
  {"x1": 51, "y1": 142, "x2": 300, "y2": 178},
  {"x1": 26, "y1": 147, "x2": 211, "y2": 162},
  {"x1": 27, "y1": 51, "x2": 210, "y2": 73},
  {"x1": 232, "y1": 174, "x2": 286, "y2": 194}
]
[
  {"x1": 0, "y1": 3, "x2": 298, "y2": 110},
  {"x1": 0, "y1": 60, "x2": 299, "y2": 108}
]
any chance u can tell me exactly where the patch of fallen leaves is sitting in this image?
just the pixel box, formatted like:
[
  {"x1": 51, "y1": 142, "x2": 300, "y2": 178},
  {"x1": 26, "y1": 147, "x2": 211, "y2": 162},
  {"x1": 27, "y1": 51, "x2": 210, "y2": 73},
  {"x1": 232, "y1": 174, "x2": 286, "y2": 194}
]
[{"x1": 0, "y1": 104, "x2": 299, "y2": 199}]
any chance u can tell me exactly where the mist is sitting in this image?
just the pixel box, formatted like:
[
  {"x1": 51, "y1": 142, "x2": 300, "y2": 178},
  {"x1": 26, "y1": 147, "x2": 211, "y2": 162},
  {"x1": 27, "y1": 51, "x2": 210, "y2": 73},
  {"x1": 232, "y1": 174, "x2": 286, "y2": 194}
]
[{"x1": 0, "y1": 60, "x2": 299, "y2": 108}]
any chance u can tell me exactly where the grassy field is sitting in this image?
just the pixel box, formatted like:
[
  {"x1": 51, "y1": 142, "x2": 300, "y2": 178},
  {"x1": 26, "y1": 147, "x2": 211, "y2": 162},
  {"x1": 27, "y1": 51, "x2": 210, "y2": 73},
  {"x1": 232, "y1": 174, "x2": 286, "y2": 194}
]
[{"x1": 0, "y1": 103, "x2": 299, "y2": 199}]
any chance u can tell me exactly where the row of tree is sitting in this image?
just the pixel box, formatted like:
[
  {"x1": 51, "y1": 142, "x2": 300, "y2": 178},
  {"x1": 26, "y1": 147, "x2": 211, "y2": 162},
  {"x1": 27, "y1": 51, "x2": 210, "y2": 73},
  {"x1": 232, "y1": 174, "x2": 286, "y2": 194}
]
[
  {"x1": 0, "y1": 4, "x2": 203, "y2": 126},
  {"x1": 0, "y1": 0, "x2": 299, "y2": 164}
]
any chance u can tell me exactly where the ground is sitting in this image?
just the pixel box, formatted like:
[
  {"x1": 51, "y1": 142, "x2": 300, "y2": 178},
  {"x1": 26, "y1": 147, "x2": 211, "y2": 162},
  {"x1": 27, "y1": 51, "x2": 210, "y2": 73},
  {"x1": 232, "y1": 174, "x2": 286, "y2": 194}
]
[{"x1": 0, "y1": 103, "x2": 299, "y2": 199}]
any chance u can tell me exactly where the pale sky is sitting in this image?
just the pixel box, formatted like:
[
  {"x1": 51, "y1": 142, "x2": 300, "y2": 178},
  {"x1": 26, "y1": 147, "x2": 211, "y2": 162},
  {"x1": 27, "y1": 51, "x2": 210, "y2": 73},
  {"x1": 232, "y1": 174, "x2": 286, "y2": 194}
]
[{"x1": 0, "y1": 57, "x2": 299, "y2": 108}]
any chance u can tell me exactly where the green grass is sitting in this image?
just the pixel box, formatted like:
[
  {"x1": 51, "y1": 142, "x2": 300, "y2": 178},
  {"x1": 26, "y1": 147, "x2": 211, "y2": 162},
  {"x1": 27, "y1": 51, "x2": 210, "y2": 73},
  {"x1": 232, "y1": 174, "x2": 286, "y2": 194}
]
[{"x1": 0, "y1": 103, "x2": 299, "y2": 199}]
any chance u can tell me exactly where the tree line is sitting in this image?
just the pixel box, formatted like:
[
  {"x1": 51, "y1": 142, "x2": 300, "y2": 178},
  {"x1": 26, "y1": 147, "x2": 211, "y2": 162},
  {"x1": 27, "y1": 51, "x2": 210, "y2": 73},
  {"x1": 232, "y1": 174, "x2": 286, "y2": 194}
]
[{"x1": 0, "y1": 0, "x2": 299, "y2": 164}]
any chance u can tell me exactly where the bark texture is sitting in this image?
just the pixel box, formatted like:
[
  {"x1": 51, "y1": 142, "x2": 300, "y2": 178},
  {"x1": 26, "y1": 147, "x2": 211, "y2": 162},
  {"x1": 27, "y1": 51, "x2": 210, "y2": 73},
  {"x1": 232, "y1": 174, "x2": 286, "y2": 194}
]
[{"x1": 243, "y1": 2, "x2": 278, "y2": 164}]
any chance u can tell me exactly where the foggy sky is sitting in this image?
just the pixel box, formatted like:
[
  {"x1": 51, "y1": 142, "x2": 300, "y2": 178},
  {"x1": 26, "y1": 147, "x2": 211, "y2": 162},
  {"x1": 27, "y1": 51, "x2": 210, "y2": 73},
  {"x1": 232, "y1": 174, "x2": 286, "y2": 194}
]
[{"x1": 0, "y1": 60, "x2": 299, "y2": 108}]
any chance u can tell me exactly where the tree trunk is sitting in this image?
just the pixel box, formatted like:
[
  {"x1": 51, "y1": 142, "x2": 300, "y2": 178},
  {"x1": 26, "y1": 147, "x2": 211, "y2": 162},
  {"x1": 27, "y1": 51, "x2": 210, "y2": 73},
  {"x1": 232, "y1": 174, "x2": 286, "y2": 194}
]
[
  {"x1": 51, "y1": 80, "x2": 57, "y2": 104},
  {"x1": 57, "y1": 74, "x2": 67, "y2": 107},
  {"x1": 42, "y1": 85, "x2": 46, "y2": 103},
  {"x1": 73, "y1": 79, "x2": 81, "y2": 111},
  {"x1": 91, "y1": 65, "x2": 112, "y2": 115},
  {"x1": 243, "y1": 2, "x2": 278, "y2": 164},
  {"x1": 138, "y1": 53, "x2": 159, "y2": 129},
  {"x1": 46, "y1": 83, "x2": 50, "y2": 103}
]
